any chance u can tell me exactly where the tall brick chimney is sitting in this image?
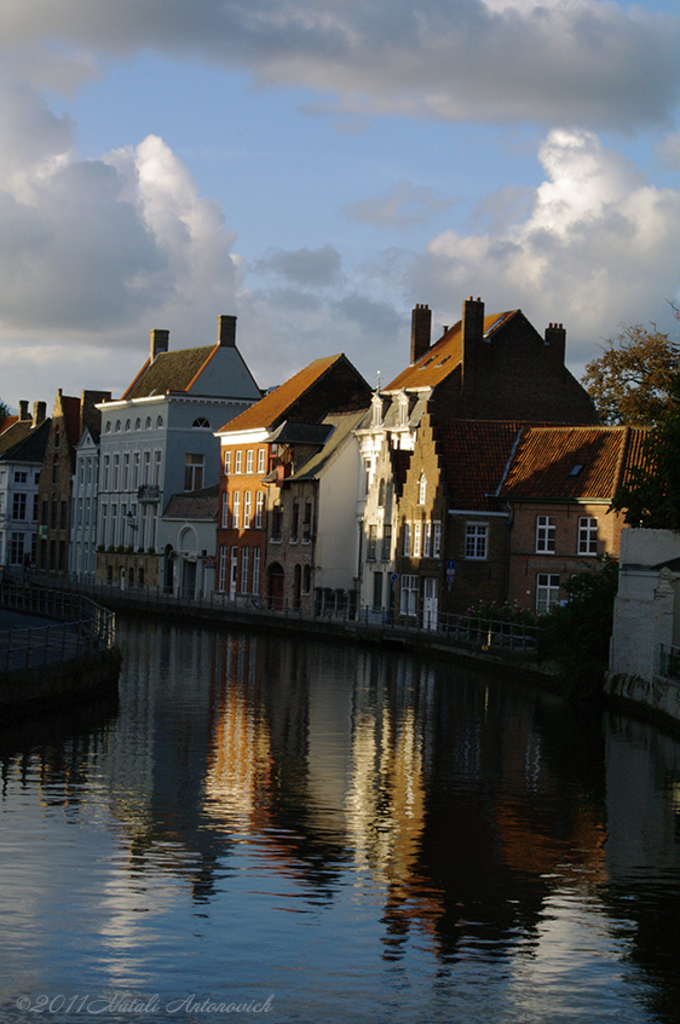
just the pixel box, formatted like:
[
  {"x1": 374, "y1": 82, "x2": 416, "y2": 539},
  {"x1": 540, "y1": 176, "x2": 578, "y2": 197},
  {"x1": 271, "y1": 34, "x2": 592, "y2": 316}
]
[
  {"x1": 150, "y1": 328, "x2": 170, "y2": 363},
  {"x1": 32, "y1": 401, "x2": 46, "y2": 427},
  {"x1": 461, "y1": 296, "x2": 485, "y2": 395},
  {"x1": 217, "y1": 314, "x2": 237, "y2": 348},
  {"x1": 410, "y1": 304, "x2": 432, "y2": 364},
  {"x1": 19, "y1": 400, "x2": 30, "y2": 420},
  {"x1": 544, "y1": 322, "x2": 566, "y2": 366}
]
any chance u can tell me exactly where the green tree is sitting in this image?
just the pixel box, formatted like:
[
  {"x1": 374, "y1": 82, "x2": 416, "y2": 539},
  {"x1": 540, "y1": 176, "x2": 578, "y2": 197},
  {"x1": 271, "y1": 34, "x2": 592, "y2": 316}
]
[
  {"x1": 582, "y1": 322, "x2": 680, "y2": 425},
  {"x1": 611, "y1": 376, "x2": 680, "y2": 530},
  {"x1": 0, "y1": 398, "x2": 10, "y2": 419}
]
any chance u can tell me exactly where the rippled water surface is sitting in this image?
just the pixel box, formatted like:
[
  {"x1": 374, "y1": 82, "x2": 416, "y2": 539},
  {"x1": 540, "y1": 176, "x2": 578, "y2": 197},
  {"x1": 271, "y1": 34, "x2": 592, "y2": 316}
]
[{"x1": 2, "y1": 618, "x2": 680, "y2": 1024}]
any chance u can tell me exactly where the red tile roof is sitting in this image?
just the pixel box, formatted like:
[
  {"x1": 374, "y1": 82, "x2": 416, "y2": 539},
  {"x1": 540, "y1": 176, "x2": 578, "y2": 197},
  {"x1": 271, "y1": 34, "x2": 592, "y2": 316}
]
[
  {"x1": 385, "y1": 311, "x2": 517, "y2": 392},
  {"x1": 217, "y1": 354, "x2": 346, "y2": 434},
  {"x1": 434, "y1": 420, "x2": 527, "y2": 509},
  {"x1": 499, "y1": 425, "x2": 650, "y2": 501}
]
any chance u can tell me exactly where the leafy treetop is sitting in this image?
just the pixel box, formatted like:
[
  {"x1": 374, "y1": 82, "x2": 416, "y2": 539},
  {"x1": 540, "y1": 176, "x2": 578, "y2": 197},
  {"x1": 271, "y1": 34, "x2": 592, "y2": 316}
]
[{"x1": 582, "y1": 318, "x2": 680, "y2": 426}]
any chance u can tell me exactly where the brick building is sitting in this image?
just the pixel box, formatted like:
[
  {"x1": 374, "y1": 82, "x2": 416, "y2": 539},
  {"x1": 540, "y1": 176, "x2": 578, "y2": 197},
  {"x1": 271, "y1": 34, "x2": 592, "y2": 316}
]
[
  {"x1": 499, "y1": 425, "x2": 649, "y2": 612},
  {"x1": 215, "y1": 354, "x2": 371, "y2": 607},
  {"x1": 38, "y1": 389, "x2": 110, "y2": 572}
]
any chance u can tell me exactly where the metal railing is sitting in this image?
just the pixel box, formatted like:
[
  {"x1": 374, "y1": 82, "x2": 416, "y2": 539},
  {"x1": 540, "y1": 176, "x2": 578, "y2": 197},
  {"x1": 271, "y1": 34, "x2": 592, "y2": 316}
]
[
  {"x1": 0, "y1": 578, "x2": 115, "y2": 674},
  {"x1": 7, "y1": 570, "x2": 540, "y2": 656}
]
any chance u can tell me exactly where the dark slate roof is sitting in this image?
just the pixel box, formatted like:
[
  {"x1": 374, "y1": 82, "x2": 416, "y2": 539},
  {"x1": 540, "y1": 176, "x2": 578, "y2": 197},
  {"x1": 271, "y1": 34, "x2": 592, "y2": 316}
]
[
  {"x1": 270, "y1": 421, "x2": 335, "y2": 446},
  {"x1": 290, "y1": 409, "x2": 369, "y2": 481},
  {"x1": 0, "y1": 418, "x2": 52, "y2": 462},
  {"x1": 163, "y1": 484, "x2": 220, "y2": 520},
  {"x1": 123, "y1": 346, "x2": 217, "y2": 400}
]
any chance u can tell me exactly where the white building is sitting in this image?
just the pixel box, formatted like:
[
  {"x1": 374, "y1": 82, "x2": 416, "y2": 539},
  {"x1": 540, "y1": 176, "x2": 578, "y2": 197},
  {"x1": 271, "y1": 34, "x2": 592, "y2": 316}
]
[
  {"x1": 0, "y1": 402, "x2": 49, "y2": 569},
  {"x1": 95, "y1": 316, "x2": 260, "y2": 573},
  {"x1": 69, "y1": 425, "x2": 103, "y2": 578},
  {"x1": 157, "y1": 485, "x2": 219, "y2": 598}
]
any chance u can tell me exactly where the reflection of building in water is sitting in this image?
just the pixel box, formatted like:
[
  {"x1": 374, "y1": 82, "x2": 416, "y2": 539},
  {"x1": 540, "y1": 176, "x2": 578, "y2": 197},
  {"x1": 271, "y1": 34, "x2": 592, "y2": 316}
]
[{"x1": 205, "y1": 634, "x2": 273, "y2": 833}]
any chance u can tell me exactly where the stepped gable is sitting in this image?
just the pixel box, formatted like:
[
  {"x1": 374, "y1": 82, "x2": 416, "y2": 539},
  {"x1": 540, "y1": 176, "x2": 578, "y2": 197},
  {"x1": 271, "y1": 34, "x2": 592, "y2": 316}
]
[
  {"x1": 499, "y1": 425, "x2": 650, "y2": 501},
  {"x1": 122, "y1": 345, "x2": 216, "y2": 400},
  {"x1": 218, "y1": 354, "x2": 371, "y2": 433},
  {"x1": 434, "y1": 420, "x2": 527, "y2": 510}
]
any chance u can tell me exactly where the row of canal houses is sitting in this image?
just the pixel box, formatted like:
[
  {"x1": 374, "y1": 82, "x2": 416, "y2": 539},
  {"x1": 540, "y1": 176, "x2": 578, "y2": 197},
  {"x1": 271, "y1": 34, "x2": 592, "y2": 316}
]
[{"x1": 1, "y1": 296, "x2": 647, "y2": 622}]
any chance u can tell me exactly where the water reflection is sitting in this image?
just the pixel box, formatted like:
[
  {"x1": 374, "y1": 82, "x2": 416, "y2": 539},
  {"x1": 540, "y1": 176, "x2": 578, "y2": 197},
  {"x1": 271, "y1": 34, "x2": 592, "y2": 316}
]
[{"x1": 1, "y1": 618, "x2": 680, "y2": 1023}]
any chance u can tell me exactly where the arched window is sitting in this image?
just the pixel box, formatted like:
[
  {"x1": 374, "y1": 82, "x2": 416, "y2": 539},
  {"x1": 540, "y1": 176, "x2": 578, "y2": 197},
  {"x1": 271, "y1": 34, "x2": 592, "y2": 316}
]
[
  {"x1": 192, "y1": 417, "x2": 211, "y2": 428},
  {"x1": 125, "y1": 419, "x2": 131, "y2": 431},
  {"x1": 105, "y1": 422, "x2": 111, "y2": 433},
  {"x1": 145, "y1": 417, "x2": 152, "y2": 429},
  {"x1": 156, "y1": 415, "x2": 163, "y2": 429},
  {"x1": 135, "y1": 418, "x2": 141, "y2": 431},
  {"x1": 115, "y1": 420, "x2": 121, "y2": 433}
]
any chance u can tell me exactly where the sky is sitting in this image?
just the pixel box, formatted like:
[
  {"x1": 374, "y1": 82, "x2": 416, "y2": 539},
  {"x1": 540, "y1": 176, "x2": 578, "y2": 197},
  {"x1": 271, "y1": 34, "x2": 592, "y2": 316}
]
[{"x1": 2, "y1": 0, "x2": 680, "y2": 410}]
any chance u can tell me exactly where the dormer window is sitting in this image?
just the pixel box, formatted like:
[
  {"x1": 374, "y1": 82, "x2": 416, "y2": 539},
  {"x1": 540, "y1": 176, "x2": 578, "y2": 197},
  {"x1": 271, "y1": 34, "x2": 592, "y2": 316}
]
[
  {"x1": 371, "y1": 393, "x2": 383, "y2": 427},
  {"x1": 398, "y1": 392, "x2": 409, "y2": 427},
  {"x1": 569, "y1": 464, "x2": 583, "y2": 477}
]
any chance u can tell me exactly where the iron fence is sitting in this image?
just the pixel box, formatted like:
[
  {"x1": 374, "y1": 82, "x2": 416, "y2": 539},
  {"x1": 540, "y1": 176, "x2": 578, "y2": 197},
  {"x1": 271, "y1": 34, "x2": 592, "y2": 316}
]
[
  {"x1": 0, "y1": 578, "x2": 115, "y2": 674},
  {"x1": 8, "y1": 570, "x2": 540, "y2": 656}
]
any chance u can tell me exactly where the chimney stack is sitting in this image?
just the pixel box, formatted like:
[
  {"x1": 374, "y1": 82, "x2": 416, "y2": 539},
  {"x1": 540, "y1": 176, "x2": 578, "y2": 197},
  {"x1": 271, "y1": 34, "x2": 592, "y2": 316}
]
[
  {"x1": 544, "y1": 322, "x2": 566, "y2": 366},
  {"x1": 19, "y1": 400, "x2": 30, "y2": 420},
  {"x1": 461, "y1": 296, "x2": 486, "y2": 396},
  {"x1": 32, "y1": 401, "x2": 46, "y2": 427},
  {"x1": 410, "y1": 304, "x2": 432, "y2": 364},
  {"x1": 150, "y1": 328, "x2": 170, "y2": 363},
  {"x1": 217, "y1": 314, "x2": 237, "y2": 348}
]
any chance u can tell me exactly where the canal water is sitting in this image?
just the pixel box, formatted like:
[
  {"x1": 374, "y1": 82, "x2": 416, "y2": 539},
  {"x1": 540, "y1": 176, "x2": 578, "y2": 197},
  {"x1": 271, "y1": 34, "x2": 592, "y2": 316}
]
[{"x1": 2, "y1": 618, "x2": 680, "y2": 1024}]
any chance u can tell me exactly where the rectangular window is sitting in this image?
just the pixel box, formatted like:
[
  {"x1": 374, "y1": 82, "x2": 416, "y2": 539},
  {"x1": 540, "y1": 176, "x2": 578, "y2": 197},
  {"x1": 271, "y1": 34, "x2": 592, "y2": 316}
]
[
  {"x1": 303, "y1": 500, "x2": 313, "y2": 542},
  {"x1": 51, "y1": 499, "x2": 57, "y2": 529},
  {"x1": 14, "y1": 471, "x2": 27, "y2": 484},
  {"x1": 423, "y1": 521, "x2": 432, "y2": 558},
  {"x1": 413, "y1": 521, "x2": 422, "y2": 558},
  {"x1": 253, "y1": 548, "x2": 261, "y2": 594},
  {"x1": 400, "y1": 574, "x2": 418, "y2": 617},
  {"x1": 12, "y1": 493, "x2": 27, "y2": 521},
  {"x1": 257, "y1": 449, "x2": 266, "y2": 474},
  {"x1": 144, "y1": 450, "x2": 151, "y2": 485},
  {"x1": 367, "y1": 524, "x2": 377, "y2": 560},
  {"x1": 184, "y1": 453, "x2": 204, "y2": 491},
  {"x1": 433, "y1": 521, "x2": 442, "y2": 558},
  {"x1": 103, "y1": 455, "x2": 110, "y2": 490},
  {"x1": 232, "y1": 491, "x2": 241, "y2": 529},
  {"x1": 235, "y1": 450, "x2": 243, "y2": 474},
  {"x1": 578, "y1": 516, "x2": 598, "y2": 555},
  {"x1": 133, "y1": 452, "x2": 140, "y2": 488},
  {"x1": 123, "y1": 453, "x2": 130, "y2": 490},
  {"x1": 218, "y1": 545, "x2": 228, "y2": 592},
  {"x1": 154, "y1": 450, "x2": 162, "y2": 486},
  {"x1": 9, "y1": 532, "x2": 25, "y2": 565},
  {"x1": 291, "y1": 501, "x2": 300, "y2": 542},
  {"x1": 536, "y1": 573, "x2": 561, "y2": 613},
  {"x1": 536, "y1": 515, "x2": 556, "y2": 554},
  {"x1": 243, "y1": 491, "x2": 252, "y2": 529},
  {"x1": 224, "y1": 450, "x2": 232, "y2": 475},
  {"x1": 372, "y1": 571, "x2": 383, "y2": 609},
  {"x1": 465, "y1": 524, "x2": 488, "y2": 560},
  {"x1": 271, "y1": 505, "x2": 283, "y2": 542},
  {"x1": 221, "y1": 491, "x2": 229, "y2": 528},
  {"x1": 382, "y1": 524, "x2": 392, "y2": 561},
  {"x1": 32, "y1": 494, "x2": 39, "y2": 522},
  {"x1": 246, "y1": 450, "x2": 254, "y2": 474},
  {"x1": 403, "y1": 522, "x2": 411, "y2": 557},
  {"x1": 255, "y1": 491, "x2": 264, "y2": 529},
  {"x1": 230, "y1": 546, "x2": 238, "y2": 594},
  {"x1": 113, "y1": 454, "x2": 120, "y2": 490},
  {"x1": 240, "y1": 547, "x2": 249, "y2": 593}
]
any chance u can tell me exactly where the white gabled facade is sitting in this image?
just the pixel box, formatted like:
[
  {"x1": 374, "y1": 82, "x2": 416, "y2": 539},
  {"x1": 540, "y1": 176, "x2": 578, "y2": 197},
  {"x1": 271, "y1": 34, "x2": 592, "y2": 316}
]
[{"x1": 69, "y1": 426, "x2": 101, "y2": 578}]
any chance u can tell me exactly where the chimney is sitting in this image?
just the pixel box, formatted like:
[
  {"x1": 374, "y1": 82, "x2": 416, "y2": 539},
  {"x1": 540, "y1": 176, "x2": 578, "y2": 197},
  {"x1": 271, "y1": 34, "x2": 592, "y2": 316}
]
[
  {"x1": 217, "y1": 314, "x2": 237, "y2": 348},
  {"x1": 19, "y1": 400, "x2": 30, "y2": 420},
  {"x1": 32, "y1": 401, "x2": 46, "y2": 427},
  {"x1": 410, "y1": 304, "x2": 432, "y2": 364},
  {"x1": 461, "y1": 296, "x2": 486, "y2": 397},
  {"x1": 544, "y1": 322, "x2": 566, "y2": 366},
  {"x1": 150, "y1": 328, "x2": 170, "y2": 363}
]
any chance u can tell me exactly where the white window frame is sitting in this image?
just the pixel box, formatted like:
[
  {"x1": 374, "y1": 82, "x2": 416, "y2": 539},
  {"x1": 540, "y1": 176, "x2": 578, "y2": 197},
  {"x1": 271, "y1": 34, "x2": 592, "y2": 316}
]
[
  {"x1": 578, "y1": 516, "x2": 598, "y2": 555},
  {"x1": 255, "y1": 491, "x2": 264, "y2": 529},
  {"x1": 252, "y1": 547, "x2": 261, "y2": 594},
  {"x1": 246, "y1": 450, "x2": 254, "y2": 474},
  {"x1": 218, "y1": 546, "x2": 228, "y2": 592},
  {"x1": 240, "y1": 546, "x2": 249, "y2": 593},
  {"x1": 221, "y1": 491, "x2": 229, "y2": 528},
  {"x1": 243, "y1": 491, "x2": 252, "y2": 529},
  {"x1": 235, "y1": 450, "x2": 243, "y2": 474},
  {"x1": 536, "y1": 515, "x2": 556, "y2": 554},
  {"x1": 232, "y1": 491, "x2": 241, "y2": 529},
  {"x1": 418, "y1": 474, "x2": 427, "y2": 505},
  {"x1": 536, "y1": 573, "x2": 560, "y2": 613},
  {"x1": 400, "y1": 574, "x2": 418, "y2": 617},
  {"x1": 403, "y1": 522, "x2": 411, "y2": 557},
  {"x1": 413, "y1": 521, "x2": 422, "y2": 558},
  {"x1": 224, "y1": 450, "x2": 232, "y2": 475},
  {"x1": 465, "y1": 523, "x2": 488, "y2": 560},
  {"x1": 257, "y1": 448, "x2": 266, "y2": 474}
]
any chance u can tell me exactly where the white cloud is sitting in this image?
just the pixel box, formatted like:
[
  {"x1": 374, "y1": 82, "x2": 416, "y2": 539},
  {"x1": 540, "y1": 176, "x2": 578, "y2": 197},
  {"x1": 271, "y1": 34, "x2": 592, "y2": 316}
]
[
  {"x1": 253, "y1": 244, "x2": 342, "y2": 287},
  {"x1": 412, "y1": 129, "x2": 680, "y2": 369},
  {"x1": 2, "y1": 0, "x2": 680, "y2": 130}
]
